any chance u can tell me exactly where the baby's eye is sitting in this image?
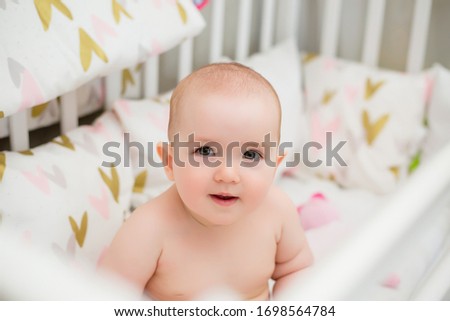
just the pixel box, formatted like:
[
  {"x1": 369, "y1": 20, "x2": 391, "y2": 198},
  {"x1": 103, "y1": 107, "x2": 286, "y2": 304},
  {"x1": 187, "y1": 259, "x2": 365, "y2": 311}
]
[
  {"x1": 243, "y1": 150, "x2": 262, "y2": 161},
  {"x1": 195, "y1": 146, "x2": 215, "y2": 156}
]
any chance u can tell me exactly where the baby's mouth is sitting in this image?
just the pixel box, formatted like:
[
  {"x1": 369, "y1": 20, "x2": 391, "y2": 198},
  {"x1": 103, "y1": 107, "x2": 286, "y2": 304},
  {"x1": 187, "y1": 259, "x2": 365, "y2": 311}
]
[{"x1": 209, "y1": 194, "x2": 239, "y2": 206}]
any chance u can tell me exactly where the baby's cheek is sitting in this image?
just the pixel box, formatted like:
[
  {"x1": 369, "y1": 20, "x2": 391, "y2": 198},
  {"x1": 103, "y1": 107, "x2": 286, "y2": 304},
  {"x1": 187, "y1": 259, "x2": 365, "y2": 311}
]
[{"x1": 245, "y1": 169, "x2": 274, "y2": 199}]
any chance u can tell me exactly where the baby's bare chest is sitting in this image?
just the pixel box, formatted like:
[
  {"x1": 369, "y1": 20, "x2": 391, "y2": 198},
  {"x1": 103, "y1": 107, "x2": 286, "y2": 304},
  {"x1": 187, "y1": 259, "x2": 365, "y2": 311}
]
[{"x1": 146, "y1": 225, "x2": 277, "y2": 299}]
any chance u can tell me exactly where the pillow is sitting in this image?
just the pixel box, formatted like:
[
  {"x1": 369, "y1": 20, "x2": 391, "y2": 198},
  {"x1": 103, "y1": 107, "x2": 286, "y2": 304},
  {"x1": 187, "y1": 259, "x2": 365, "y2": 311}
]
[
  {"x1": 302, "y1": 54, "x2": 428, "y2": 194},
  {"x1": 0, "y1": 79, "x2": 104, "y2": 139},
  {"x1": 76, "y1": 78, "x2": 105, "y2": 117},
  {"x1": 113, "y1": 40, "x2": 306, "y2": 208},
  {"x1": 422, "y1": 64, "x2": 450, "y2": 160},
  {"x1": 0, "y1": 111, "x2": 133, "y2": 268},
  {"x1": 0, "y1": 0, "x2": 205, "y2": 117},
  {"x1": 113, "y1": 94, "x2": 172, "y2": 208}
]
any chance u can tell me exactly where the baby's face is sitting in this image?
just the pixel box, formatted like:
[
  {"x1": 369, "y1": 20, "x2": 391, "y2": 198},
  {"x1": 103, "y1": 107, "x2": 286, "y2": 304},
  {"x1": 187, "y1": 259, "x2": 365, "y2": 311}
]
[{"x1": 167, "y1": 88, "x2": 283, "y2": 226}]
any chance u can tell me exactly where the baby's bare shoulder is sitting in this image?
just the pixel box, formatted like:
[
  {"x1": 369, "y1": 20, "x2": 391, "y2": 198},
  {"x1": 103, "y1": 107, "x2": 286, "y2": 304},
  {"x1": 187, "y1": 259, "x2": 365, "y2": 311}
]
[
  {"x1": 114, "y1": 202, "x2": 164, "y2": 249},
  {"x1": 264, "y1": 184, "x2": 297, "y2": 214},
  {"x1": 128, "y1": 188, "x2": 178, "y2": 230},
  {"x1": 99, "y1": 190, "x2": 174, "y2": 288},
  {"x1": 259, "y1": 185, "x2": 298, "y2": 241}
]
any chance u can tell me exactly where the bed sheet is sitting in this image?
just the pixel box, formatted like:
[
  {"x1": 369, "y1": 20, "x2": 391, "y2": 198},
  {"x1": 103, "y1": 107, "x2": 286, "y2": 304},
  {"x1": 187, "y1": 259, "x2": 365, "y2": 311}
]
[
  {"x1": 276, "y1": 175, "x2": 450, "y2": 300},
  {"x1": 276, "y1": 175, "x2": 386, "y2": 260}
]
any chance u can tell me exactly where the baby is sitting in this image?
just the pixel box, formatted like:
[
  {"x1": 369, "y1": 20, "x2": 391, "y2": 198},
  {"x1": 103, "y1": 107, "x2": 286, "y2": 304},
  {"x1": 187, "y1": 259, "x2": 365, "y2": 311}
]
[{"x1": 100, "y1": 62, "x2": 313, "y2": 300}]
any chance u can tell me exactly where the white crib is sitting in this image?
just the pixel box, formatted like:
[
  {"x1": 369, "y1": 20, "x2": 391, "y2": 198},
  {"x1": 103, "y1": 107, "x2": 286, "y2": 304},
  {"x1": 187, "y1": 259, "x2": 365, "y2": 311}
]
[{"x1": 1, "y1": 0, "x2": 449, "y2": 301}]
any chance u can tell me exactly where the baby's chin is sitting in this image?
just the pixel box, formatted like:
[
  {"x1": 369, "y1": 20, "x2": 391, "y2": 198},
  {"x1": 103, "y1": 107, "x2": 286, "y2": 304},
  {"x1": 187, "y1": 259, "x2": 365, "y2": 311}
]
[{"x1": 191, "y1": 213, "x2": 242, "y2": 227}]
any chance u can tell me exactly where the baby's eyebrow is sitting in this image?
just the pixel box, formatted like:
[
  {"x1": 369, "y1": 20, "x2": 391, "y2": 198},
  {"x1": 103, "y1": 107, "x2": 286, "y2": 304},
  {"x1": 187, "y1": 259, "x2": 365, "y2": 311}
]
[
  {"x1": 192, "y1": 136, "x2": 271, "y2": 151},
  {"x1": 241, "y1": 142, "x2": 265, "y2": 152}
]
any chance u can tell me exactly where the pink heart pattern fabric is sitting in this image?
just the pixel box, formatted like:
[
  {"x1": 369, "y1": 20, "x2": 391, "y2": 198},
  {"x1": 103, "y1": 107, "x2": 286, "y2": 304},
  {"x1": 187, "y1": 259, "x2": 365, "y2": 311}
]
[
  {"x1": 0, "y1": 0, "x2": 205, "y2": 117},
  {"x1": 0, "y1": 111, "x2": 133, "y2": 269}
]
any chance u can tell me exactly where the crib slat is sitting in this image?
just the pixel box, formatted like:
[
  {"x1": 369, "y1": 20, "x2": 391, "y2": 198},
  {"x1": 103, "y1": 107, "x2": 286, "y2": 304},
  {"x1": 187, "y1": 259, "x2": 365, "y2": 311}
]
[
  {"x1": 0, "y1": 117, "x2": 8, "y2": 140},
  {"x1": 260, "y1": 0, "x2": 276, "y2": 52},
  {"x1": 178, "y1": 38, "x2": 194, "y2": 82},
  {"x1": 60, "y1": 92, "x2": 78, "y2": 134},
  {"x1": 320, "y1": 0, "x2": 343, "y2": 56},
  {"x1": 235, "y1": 0, "x2": 253, "y2": 61},
  {"x1": 144, "y1": 56, "x2": 159, "y2": 98},
  {"x1": 122, "y1": 68, "x2": 142, "y2": 99},
  {"x1": 362, "y1": 0, "x2": 386, "y2": 66},
  {"x1": 209, "y1": 0, "x2": 225, "y2": 63},
  {"x1": 275, "y1": 0, "x2": 301, "y2": 44},
  {"x1": 105, "y1": 72, "x2": 121, "y2": 109},
  {"x1": 407, "y1": 0, "x2": 433, "y2": 72},
  {"x1": 9, "y1": 111, "x2": 29, "y2": 151}
]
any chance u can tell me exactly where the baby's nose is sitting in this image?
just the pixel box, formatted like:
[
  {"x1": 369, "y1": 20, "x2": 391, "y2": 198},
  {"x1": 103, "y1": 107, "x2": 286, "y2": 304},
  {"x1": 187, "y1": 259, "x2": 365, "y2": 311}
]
[{"x1": 213, "y1": 161, "x2": 240, "y2": 184}]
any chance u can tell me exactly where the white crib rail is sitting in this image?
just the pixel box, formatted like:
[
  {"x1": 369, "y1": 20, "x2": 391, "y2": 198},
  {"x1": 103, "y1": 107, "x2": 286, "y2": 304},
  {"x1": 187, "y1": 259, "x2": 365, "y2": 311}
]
[
  {"x1": 60, "y1": 92, "x2": 78, "y2": 134},
  {"x1": 275, "y1": 0, "x2": 300, "y2": 44},
  {"x1": 0, "y1": 227, "x2": 141, "y2": 300},
  {"x1": 407, "y1": 0, "x2": 433, "y2": 72},
  {"x1": 320, "y1": 0, "x2": 342, "y2": 56},
  {"x1": 178, "y1": 38, "x2": 194, "y2": 82},
  {"x1": 144, "y1": 56, "x2": 160, "y2": 97},
  {"x1": 412, "y1": 245, "x2": 450, "y2": 300},
  {"x1": 279, "y1": 142, "x2": 450, "y2": 300},
  {"x1": 105, "y1": 72, "x2": 121, "y2": 110},
  {"x1": 8, "y1": 111, "x2": 29, "y2": 151},
  {"x1": 235, "y1": 0, "x2": 253, "y2": 61},
  {"x1": 209, "y1": 0, "x2": 225, "y2": 63},
  {"x1": 260, "y1": 0, "x2": 276, "y2": 52},
  {"x1": 362, "y1": 0, "x2": 386, "y2": 66}
]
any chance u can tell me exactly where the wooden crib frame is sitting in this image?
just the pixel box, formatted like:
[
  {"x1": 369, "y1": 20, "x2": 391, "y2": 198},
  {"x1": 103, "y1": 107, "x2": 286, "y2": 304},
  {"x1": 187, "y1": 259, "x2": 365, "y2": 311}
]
[{"x1": 2, "y1": 0, "x2": 450, "y2": 300}]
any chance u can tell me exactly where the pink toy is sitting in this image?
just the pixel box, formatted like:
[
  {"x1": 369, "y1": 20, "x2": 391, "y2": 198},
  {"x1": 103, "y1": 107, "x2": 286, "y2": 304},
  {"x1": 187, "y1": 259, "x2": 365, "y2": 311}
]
[
  {"x1": 193, "y1": 0, "x2": 208, "y2": 11},
  {"x1": 297, "y1": 192, "x2": 339, "y2": 230},
  {"x1": 381, "y1": 273, "x2": 401, "y2": 289}
]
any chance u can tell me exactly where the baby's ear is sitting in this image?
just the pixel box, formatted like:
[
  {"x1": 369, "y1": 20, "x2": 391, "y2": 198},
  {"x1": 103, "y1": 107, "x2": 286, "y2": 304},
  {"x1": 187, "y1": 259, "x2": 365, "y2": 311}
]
[{"x1": 156, "y1": 142, "x2": 174, "y2": 181}]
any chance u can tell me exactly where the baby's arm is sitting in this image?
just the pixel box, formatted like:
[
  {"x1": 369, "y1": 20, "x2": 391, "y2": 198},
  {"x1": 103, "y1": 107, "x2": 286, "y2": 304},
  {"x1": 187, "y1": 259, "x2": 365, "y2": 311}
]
[
  {"x1": 271, "y1": 188, "x2": 313, "y2": 299},
  {"x1": 99, "y1": 206, "x2": 163, "y2": 293}
]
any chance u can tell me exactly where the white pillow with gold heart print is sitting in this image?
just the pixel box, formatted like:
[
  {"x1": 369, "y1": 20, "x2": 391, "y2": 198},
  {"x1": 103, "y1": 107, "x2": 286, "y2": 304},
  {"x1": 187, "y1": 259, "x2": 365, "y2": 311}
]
[
  {"x1": 0, "y1": 0, "x2": 205, "y2": 117},
  {"x1": 302, "y1": 54, "x2": 429, "y2": 194},
  {"x1": 0, "y1": 111, "x2": 133, "y2": 269}
]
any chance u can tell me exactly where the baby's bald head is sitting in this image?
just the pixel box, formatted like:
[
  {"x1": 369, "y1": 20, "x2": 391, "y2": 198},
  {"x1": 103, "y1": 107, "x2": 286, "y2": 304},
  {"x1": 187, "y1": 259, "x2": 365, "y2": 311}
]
[{"x1": 168, "y1": 62, "x2": 281, "y2": 141}]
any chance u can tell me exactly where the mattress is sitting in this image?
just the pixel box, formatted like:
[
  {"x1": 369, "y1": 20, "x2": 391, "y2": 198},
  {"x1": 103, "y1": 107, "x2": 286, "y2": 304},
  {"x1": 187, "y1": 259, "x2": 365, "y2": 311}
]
[{"x1": 276, "y1": 174, "x2": 450, "y2": 300}]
